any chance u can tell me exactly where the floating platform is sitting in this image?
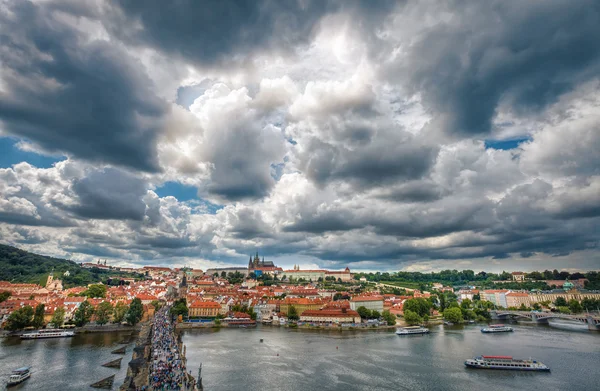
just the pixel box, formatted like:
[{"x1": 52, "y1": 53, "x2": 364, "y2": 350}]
[
  {"x1": 90, "y1": 375, "x2": 115, "y2": 389},
  {"x1": 111, "y1": 346, "x2": 127, "y2": 354},
  {"x1": 102, "y1": 358, "x2": 122, "y2": 368}
]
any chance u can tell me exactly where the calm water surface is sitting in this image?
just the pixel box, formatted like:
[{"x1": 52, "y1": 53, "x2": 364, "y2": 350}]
[
  {"x1": 1, "y1": 324, "x2": 598, "y2": 391},
  {"x1": 182, "y1": 323, "x2": 600, "y2": 391},
  {"x1": 0, "y1": 331, "x2": 134, "y2": 391}
]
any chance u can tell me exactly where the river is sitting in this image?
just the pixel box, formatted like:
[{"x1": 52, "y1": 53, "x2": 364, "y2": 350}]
[
  {"x1": 181, "y1": 322, "x2": 600, "y2": 391},
  {"x1": 0, "y1": 331, "x2": 134, "y2": 391},
  {"x1": 0, "y1": 323, "x2": 598, "y2": 391}
]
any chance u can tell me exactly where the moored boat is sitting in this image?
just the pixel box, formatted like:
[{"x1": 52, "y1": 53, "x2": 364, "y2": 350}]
[
  {"x1": 481, "y1": 324, "x2": 513, "y2": 333},
  {"x1": 396, "y1": 326, "x2": 430, "y2": 335},
  {"x1": 465, "y1": 355, "x2": 550, "y2": 371},
  {"x1": 7, "y1": 367, "x2": 31, "y2": 386},
  {"x1": 21, "y1": 328, "x2": 75, "y2": 339}
]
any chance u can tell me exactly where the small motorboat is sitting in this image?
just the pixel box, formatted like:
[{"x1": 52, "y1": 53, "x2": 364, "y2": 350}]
[{"x1": 7, "y1": 367, "x2": 31, "y2": 386}]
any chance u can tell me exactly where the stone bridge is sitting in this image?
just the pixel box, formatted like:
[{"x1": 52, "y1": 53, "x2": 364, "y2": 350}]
[{"x1": 490, "y1": 310, "x2": 600, "y2": 331}]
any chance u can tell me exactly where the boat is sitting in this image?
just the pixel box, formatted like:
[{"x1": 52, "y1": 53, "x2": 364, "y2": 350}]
[
  {"x1": 465, "y1": 355, "x2": 550, "y2": 371},
  {"x1": 7, "y1": 367, "x2": 31, "y2": 386},
  {"x1": 396, "y1": 326, "x2": 430, "y2": 335},
  {"x1": 481, "y1": 324, "x2": 513, "y2": 333},
  {"x1": 21, "y1": 328, "x2": 75, "y2": 339},
  {"x1": 443, "y1": 321, "x2": 454, "y2": 326}
]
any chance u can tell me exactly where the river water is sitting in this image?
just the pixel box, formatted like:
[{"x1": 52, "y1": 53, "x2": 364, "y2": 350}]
[
  {"x1": 181, "y1": 322, "x2": 600, "y2": 391},
  {"x1": 0, "y1": 323, "x2": 598, "y2": 391},
  {"x1": 0, "y1": 331, "x2": 134, "y2": 391}
]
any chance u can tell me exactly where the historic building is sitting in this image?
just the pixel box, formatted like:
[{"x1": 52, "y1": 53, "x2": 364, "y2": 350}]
[
  {"x1": 300, "y1": 308, "x2": 361, "y2": 324},
  {"x1": 349, "y1": 296, "x2": 384, "y2": 312},
  {"x1": 189, "y1": 300, "x2": 221, "y2": 318},
  {"x1": 248, "y1": 252, "x2": 275, "y2": 270}
]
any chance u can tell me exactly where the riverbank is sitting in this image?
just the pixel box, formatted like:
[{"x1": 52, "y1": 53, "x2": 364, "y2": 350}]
[{"x1": 1, "y1": 323, "x2": 139, "y2": 338}]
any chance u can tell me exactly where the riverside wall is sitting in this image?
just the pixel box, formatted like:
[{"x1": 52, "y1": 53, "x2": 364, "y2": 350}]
[{"x1": 119, "y1": 320, "x2": 153, "y2": 391}]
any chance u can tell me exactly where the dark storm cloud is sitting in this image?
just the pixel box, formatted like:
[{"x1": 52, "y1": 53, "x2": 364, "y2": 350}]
[
  {"x1": 396, "y1": 0, "x2": 600, "y2": 136},
  {"x1": 107, "y1": 0, "x2": 396, "y2": 65},
  {"x1": 0, "y1": 0, "x2": 167, "y2": 172},
  {"x1": 375, "y1": 180, "x2": 445, "y2": 203},
  {"x1": 69, "y1": 168, "x2": 148, "y2": 220}
]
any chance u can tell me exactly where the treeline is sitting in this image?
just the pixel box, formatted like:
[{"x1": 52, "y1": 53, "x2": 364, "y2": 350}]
[
  {"x1": 353, "y1": 269, "x2": 600, "y2": 288},
  {"x1": 3, "y1": 298, "x2": 144, "y2": 331},
  {"x1": 0, "y1": 244, "x2": 141, "y2": 287}
]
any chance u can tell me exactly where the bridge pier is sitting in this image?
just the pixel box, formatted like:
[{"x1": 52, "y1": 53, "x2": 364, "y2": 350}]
[
  {"x1": 587, "y1": 316, "x2": 600, "y2": 332},
  {"x1": 530, "y1": 313, "x2": 549, "y2": 324}
]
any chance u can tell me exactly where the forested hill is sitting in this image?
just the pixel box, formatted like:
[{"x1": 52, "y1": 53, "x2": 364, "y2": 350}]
[{"x1": 0, "y1": 244, "x2": 139, "y2": 287}]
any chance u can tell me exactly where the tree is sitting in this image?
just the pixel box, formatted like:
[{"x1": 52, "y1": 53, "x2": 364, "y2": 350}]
[
  {"x1": 170, "y1": 298, "x2": 188, "y2": 317},
  {"x1": 74, "y1": 300, "x2": 95, "y2": 327},
  {"x1": 356, "y1": 306, "x2": 371, "y2": 320},
  {"x1": 461, "y1": 299, "x2": 472, "y2": 309},
  {"x1": 150, "y1": 300, "x2": 163, "y2": 310},
  {"x1": 438, "y1": 294, "x2": 447, "y2": 311},
  {"x1": 443, "y1": 307, "x2": 464, "y2": 324},
  {"x1": 568, "y1": 299, "x2": 583, "y2": 314},
  {"x1": 0, "y1": 291, "x2": 10, "y2": 302},
  {"x1": 532, "y1": 303, "x2": 542, "y2": 311},
  {"x1": 95, "y1": 302, "x2": 113, "y2": 325},
  {"x1": 371, "y1": 310, "x2": 381, "y2": 319},
  {"x1": 5, "y1": 305, "x2": 34, "y2": 331},
  {"x1": 51, "y1": 307, "x2": 66, "y2": 328},
  {"x1": 126, "y1": 298, "x2": 144, "y2": 325},
  {"x1": 382, "y1": 310, "x2": 396, "y2": 325},
  {"x1": 287, "y1": 305, "x2": 299, "y2": 321},
  {"x1": 333, "y1": 293, "x2": 343, "y2": 301},
  {"x1": 32, "y1": 303, "x2": 45, "y2": 328},
  {"x1": 82, "y1": 284, "x2": 107, "y2": 298},
  {"x1": 403, "y1": 309, "x2": 422, "y2": 325},
  {"x1": 113, "y1": 302, "x2": 128, "y2": 323},
  {"x1": 403, "y1": 298, "x2": 432, "y2": 317},
  {"x1": 554, "y1": 297, "x2": 567, "y2": 307}
]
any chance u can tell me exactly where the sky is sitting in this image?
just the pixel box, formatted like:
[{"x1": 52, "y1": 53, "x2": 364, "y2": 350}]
[{"x1": 0, "y1": 0, "x2": 599, "y2": 273}]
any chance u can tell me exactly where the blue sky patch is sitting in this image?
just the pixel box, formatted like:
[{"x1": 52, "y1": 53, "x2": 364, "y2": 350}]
[
  {"x1": 484, "y1": 136, "x2": 532, "y2": 150},
  {"x1": 0, "y1": 137, "x2": 65, "y2": 168},
  {"x1": 155, "y1": 181, "x2": 199, "y2": 201}
]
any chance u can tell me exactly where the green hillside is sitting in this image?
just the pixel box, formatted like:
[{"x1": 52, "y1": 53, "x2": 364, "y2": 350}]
[{"x1": 0, "y1": 244, "x2": 142, "y2": 287}]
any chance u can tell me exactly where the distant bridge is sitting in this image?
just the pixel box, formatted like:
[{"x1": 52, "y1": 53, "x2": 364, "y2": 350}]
[{"x1": 490, "y1": 310, "x2": 600, "y2": 331}]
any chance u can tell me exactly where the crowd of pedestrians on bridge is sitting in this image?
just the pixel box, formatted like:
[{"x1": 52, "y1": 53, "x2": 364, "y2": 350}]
[{"x1": 142, "y1": 307, "x2": 194, "y2": 391}]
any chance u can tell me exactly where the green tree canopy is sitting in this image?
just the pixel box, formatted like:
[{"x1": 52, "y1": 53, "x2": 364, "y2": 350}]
[
  {"x1": 51, "y1": 307, "x2": 66, "y2": 328},
  {"x1": 170, "y1": 298, "x2": 188, "y2": 317},
  {"x1": 356, "y1": 306, "x2": 371, "y2": 320},
  {"x1": 32, "y1": 303, "x2": 45, "y2": 328},
  {"x1": 82, "y1": 284, "x2": 107, "y2": 298},
  {"x1": 568, "y1": 299, "x2": 583, "y2": 314},
  {"x1": 125, "y1": 298, "x2": 144, "y2": 325},
  {"x1": 554, "y1": 297, "x2": 567, "y2": 307},
  {"x1": 382, "y1": 310, "x2": 396, "y2": 325},
  {"x1": 0, "y1": 291, "x2": 10, "y2": 302},
  {"x1": 74, "y1": 300, "x2": 95, "y2": 327},
  {"x1": 95, "y1": 302, "x2": 113, "y2": 325},
  {"x1": 403, "y1": 298, "x2": 432, "y2": 317},
  {"x1": 403, "y1": 309, "x2": 422, "y2": 325},
  {"x1": 112, "y1": 302, "x2": 128, "y2": 323},
  {"x1": 5, "y1": 305, "x2": 34, "y2": 331},
  {"x1": 443, "y1": 307, "x2": 463, "y2": 324},
  {"x1": 287, "y1": 305, "x2": 299, "y2": 321}
]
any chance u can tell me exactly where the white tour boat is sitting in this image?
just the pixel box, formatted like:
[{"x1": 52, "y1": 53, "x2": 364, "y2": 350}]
[
  {"x1": 465, "y1": 355, "x2": 550, "y2": 371},
  {"x1": 7, "y1": 367, "x2": 31, "y2": 386},
  {"x1": 21, "y1": 328, "x2": 75, "y2": 339},
  {"x1": 396, "y1": 326, "x2": 430, "y2": 335},
  {"x1": 481, "y1": 324, "x2": 513, "y2": 333}
]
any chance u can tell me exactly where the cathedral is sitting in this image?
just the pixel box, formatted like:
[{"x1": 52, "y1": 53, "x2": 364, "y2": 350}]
[{"x1": 248, "y1": 252, "x2": 274, "y2": 270}]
